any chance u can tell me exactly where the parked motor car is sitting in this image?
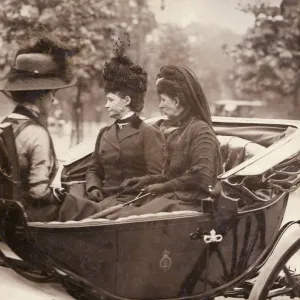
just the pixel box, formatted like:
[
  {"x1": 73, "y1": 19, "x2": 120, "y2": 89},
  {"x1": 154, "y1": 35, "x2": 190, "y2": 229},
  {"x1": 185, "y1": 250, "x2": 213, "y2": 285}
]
[{"x1": 214, "y1": 99, "x2": 265, "y2": 118}]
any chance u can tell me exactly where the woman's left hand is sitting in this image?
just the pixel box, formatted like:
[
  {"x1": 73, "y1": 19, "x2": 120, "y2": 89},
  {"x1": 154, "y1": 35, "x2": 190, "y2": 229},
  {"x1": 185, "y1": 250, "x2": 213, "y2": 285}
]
[{"x1": 143, "y1": 183, "x2": 166, "y2": 195}]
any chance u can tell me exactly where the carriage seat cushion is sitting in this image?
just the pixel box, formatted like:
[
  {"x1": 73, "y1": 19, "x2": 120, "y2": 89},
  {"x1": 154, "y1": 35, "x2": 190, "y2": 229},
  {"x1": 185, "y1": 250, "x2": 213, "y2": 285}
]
[{"x1": 217, "y1": 135, "x2": 266, "y2": 172}]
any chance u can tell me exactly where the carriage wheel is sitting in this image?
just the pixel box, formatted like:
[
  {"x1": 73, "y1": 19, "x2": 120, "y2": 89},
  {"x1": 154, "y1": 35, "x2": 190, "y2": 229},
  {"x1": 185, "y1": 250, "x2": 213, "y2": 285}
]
[{"x1": 248, "y1": 225, "x2": 300, "y2": 299}]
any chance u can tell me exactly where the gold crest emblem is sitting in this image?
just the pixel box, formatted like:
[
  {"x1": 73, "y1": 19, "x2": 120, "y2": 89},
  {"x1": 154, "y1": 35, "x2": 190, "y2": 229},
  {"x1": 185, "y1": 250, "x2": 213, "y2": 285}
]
[{"x1": 159, "y1": 249, "x2": 172, "y2": 272}]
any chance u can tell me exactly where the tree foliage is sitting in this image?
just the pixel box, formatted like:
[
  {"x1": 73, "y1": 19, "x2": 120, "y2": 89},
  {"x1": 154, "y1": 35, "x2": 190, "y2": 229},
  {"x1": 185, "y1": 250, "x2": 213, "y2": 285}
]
[
  {"x1": 141, "y1": 22, "x2": 240, "y2": 117},
  {"x1": 186, "y1": 23, "x2": 240, "y2": 106},
  {"x1": 0, "y1": 0, "x2": 156, "y2": 79},
  {"x1": 226, "y1": 0, "x2": 300, "y2": 117},
  {"x1": 0, "y1": 0, "x2": 157, "y2": 144},
  {"x1": 0, "y1": 0, "x2": 121, "y2": 79},
  {"x1": 140, "y1": 24, "x2": 192, "y2": 116}
]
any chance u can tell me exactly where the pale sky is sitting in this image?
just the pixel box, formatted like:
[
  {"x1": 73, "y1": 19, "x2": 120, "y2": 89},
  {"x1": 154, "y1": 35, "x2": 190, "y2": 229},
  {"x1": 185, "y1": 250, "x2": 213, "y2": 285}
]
[{"x1": 148, "y1": 0, "x2": 282, "y2": 34}]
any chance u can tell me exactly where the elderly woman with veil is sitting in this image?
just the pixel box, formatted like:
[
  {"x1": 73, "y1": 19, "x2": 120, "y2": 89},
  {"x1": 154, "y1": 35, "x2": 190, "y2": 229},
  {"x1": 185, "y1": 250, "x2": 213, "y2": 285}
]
[{"x1": 107, "y1": 65, "x2": 223, "y2": 219}]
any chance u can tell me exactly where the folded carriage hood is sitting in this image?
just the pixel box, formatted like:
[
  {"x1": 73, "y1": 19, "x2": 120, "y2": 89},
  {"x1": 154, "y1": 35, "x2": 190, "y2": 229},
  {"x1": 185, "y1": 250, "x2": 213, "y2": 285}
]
[
  {"x1": 219, "y1": 118, "x2": 300, "y2": 178},
  {"x1": 59, "y1": 140, "x2": 95, "y2": 166}
]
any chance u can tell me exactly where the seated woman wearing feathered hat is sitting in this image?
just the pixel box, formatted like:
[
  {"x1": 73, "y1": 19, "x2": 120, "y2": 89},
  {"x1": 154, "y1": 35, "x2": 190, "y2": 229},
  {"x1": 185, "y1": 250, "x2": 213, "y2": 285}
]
[
  {"x1": 0, "y1": 34, "x2": 107, "y2": 222},
  {"x1": 85, "y1": 43, "x2": 164, "y2": 209}
]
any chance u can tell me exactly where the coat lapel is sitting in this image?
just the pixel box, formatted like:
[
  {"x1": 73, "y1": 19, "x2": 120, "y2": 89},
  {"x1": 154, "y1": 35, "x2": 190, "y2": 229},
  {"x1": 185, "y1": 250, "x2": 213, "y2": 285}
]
[
  {"x1": 117, "y1": 115, "x2": 142, "y2": 143},
  {"x1": 103, "y1": 125, "x2": 120, "y2": 150},
  {"x1": 103, "y1": 115, "x2": 142, "y2": 146},
  {"x1": 118, "y1": 125, "x2": 139, "y2": 143}
]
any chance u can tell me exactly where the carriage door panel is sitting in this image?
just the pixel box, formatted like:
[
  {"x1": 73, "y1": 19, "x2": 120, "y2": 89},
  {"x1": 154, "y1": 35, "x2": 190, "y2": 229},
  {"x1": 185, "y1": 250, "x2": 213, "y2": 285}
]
[
  {"x1": 29, "y1": 226, "x2": 118, "y2": 293},
  {"x1": 115, "y1": 215, "x2": 212, "y2": 299},
  {"x1": 204, "y1": 194, "x2": 287, "y2": 290}
]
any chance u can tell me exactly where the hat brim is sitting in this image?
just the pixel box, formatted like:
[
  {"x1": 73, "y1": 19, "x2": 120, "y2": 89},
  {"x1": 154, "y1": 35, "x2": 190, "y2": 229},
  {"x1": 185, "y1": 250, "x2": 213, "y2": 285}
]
[{"x1": 0, "y1": 76, "x2": 77, "y2": 91}]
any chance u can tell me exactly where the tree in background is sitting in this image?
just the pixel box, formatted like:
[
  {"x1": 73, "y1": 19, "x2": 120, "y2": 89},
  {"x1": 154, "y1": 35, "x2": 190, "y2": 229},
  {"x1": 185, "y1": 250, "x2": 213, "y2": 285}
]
[
  {"x1": 141, "y1": 24, "x2": 192, "y2": 116},
  {"x1": 0, "y1": 0, "x2": 243, "y2": 143},
  {"x1": 78, "y1": 0, "x2": 157, "y2": 129},
  {"x1": 186, "y1": 23, "x2": 240, "y2": 111},
  {"x1": 0, "y1": 0, "x2": 119, "y2": 145},
  {"x1": 0, "y1": 0, "x2": 157, "y2": 145},
  {"x1": 226, "y1": 0, "x2": 300, "y2": 118},
  {"x1": 143, "y1": 22, "x2": 240, "y2": 116},
  {"x1": 116, "y1": 0, "x2": 156, "y2": 65}
]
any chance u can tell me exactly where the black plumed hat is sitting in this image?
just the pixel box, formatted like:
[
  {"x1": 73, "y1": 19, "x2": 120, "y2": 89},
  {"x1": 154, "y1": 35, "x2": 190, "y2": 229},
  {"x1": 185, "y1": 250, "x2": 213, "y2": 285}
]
[{"x1": 103, "y1": 55, "x2": 148, "y2": 94}]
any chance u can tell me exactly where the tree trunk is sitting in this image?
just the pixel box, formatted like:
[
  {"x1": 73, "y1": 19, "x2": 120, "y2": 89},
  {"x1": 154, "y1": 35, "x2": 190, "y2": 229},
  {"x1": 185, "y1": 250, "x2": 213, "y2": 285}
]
[
  {"x1": 70, "y1": 78, "x2": 84, "y2": 147},
  {"x1": 291, "y1": 87, "x2": 300, "y2": 119},
  {"x1": 136, "y1": 0, "x2": 143, "y2": 65}
]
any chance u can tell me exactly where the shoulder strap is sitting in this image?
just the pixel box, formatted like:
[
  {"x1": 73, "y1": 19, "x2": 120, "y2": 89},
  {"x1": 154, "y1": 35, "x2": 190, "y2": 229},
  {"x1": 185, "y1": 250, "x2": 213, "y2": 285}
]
[
  {"x1": 2, "y1": 116, "x2": 58, "y2": 183},
  {"x1": 14, "y1": 120, "x2": 37, "y2": 138},
  {"x1": 2, "y1": 117, "x2": 37, "y2": 138}
]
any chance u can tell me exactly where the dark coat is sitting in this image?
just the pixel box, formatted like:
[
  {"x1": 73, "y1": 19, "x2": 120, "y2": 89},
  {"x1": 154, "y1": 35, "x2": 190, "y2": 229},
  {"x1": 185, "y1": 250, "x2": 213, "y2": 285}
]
[
  {"x1": 159, "y1": 117, "x2": 223, "y2": 201},
  {"x1": 86, "y1": 115, "x2": 164, "y2": 193},
  {"x1": 108, "y1": 117, "x2": 223, "y2": 219}
]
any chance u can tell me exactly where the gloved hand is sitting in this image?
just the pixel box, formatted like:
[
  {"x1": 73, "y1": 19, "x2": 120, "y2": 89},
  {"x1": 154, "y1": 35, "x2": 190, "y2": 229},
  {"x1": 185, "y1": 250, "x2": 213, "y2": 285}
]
[
  {"x1": 51, "y1": 187, "x2": 67, "y2": 204},
  {"x1": 143, "y1": 183, "x2": 167, "y2": 195},
  {"x1": 88, "y1": 188, "x2": 104, "y2": 202},
  {"x1": 121, "y1": 176, "x2": 149, "y2": 190}
]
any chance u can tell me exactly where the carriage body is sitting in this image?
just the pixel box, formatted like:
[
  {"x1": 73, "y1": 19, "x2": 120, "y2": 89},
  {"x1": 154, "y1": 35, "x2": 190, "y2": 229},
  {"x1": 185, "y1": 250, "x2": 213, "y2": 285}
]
[
  {"x1": 1, "y1": 116, "x2": 300, "y2": 300},
  {"x1": 26, "y1": 192, "x2": 287, "y2": 299}
]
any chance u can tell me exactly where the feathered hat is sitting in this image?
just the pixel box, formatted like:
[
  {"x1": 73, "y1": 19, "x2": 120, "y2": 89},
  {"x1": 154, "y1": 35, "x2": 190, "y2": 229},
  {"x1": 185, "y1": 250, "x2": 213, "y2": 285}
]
[
  {"x1": 0, "y1": 34, "x2": 77, "y2": 91},
  {"x1": 102, "y1": 33, "x2": 148, "y2": 112}
]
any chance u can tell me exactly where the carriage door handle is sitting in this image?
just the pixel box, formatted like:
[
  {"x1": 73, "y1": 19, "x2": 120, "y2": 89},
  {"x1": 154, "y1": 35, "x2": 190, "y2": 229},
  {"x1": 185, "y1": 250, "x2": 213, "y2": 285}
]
[{"x1": 203, "y1": 229, "x2": 223, "y2": 244}]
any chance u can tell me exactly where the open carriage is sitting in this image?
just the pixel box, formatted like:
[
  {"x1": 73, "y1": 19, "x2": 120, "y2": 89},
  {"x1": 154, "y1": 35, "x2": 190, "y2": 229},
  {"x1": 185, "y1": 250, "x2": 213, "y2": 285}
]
[{"x1": 1, "y1": 116, "x2": 300, "y2": 300}]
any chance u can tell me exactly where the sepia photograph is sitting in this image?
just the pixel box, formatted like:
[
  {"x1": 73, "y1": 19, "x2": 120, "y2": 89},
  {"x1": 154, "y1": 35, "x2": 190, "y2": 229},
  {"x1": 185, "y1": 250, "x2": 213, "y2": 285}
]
[{"x1": 0, "y1": 0, "x2": 300, "y2": 299}]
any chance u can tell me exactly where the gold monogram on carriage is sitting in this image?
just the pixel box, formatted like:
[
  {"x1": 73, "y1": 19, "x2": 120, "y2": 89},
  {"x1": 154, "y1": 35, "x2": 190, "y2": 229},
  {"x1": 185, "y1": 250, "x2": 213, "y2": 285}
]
[{"x1": 159, "y1": 249, "x2": 172, "y2": 272}]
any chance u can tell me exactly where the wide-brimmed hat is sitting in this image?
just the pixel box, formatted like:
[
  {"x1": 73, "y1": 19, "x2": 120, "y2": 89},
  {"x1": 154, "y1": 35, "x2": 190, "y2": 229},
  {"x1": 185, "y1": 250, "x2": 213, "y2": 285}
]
[{"x1": 0, "y1": 38, "x2": 77, "y2": 91}]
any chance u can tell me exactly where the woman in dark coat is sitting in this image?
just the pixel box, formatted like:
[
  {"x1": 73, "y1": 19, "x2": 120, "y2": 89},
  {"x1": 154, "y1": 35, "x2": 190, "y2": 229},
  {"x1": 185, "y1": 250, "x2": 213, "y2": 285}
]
[
  {"x1": 0, "y1": 35, "x2": 104, "y2": 222},
  {"x1": 85, "y1": 54, "x2": 164, "y2": 209},
  {"x1": 108, "y1": 64, "x2": 223, "y2": 219}
]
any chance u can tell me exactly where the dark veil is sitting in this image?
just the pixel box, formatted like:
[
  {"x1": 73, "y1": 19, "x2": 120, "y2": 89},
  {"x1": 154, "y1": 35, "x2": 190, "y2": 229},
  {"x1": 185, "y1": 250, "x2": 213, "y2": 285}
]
[{"x1": 157, "y1": 64, "x2": 213, "y2": 128}]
